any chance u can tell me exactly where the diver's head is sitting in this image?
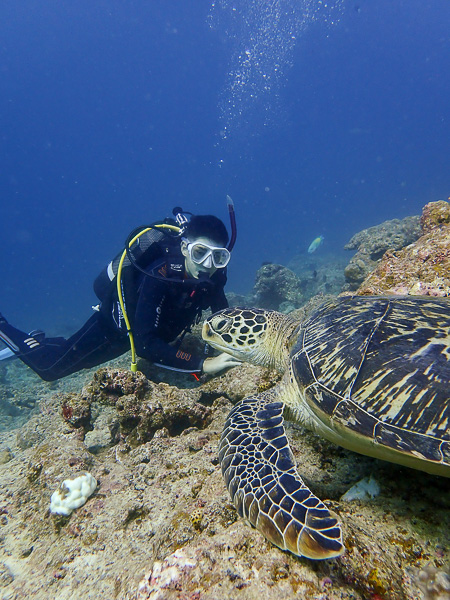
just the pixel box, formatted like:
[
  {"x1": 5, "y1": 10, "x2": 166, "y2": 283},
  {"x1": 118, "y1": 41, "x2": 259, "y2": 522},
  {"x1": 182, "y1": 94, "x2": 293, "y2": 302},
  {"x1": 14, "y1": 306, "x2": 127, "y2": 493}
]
[{"x1": 180, "y1": 215, "x2": 230, "y2": 279}]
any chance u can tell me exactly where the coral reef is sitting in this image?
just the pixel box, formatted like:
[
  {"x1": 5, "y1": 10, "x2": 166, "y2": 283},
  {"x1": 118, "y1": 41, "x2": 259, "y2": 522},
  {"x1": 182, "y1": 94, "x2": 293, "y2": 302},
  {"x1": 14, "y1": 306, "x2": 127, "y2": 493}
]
[
  {"x1": 0, "y1": 359, "x2": 448, "y2": 600},
  {"x1": 356, "y1": 200, "x2": 450, "y2": 296},
  {"x1": 287, "y1": 253, "x2": 347, "y2": 303},
  {"x1": 80, "y1": 368, "x2": 213, "y2": 446},
  {"x1": 343, "y1": 215, "x2": 421, "y2": 289},
  {"x1": 60, "y1": 392, "x2": 92, "y2": 430},
  {"x1": 420, "y1": 199, "x2": 450, "y2": 233},
  {"x1": 252, "y1": 263, "x2": 303, "y2": 311}
]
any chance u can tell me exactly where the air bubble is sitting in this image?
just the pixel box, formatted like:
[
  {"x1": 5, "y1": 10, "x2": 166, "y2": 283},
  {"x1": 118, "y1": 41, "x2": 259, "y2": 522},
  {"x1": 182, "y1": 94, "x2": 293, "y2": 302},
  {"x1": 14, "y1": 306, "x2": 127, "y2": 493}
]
[{"x1": 208, "y1": 0, "x2": 344, "y2": 141}]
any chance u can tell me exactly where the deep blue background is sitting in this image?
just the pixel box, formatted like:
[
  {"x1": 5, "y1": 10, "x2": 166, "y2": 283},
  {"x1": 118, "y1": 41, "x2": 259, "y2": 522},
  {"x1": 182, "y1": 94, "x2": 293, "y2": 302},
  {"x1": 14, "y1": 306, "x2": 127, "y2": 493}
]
[{"x1": 0, "y1": 0, "x2": 449, "y2": 335}]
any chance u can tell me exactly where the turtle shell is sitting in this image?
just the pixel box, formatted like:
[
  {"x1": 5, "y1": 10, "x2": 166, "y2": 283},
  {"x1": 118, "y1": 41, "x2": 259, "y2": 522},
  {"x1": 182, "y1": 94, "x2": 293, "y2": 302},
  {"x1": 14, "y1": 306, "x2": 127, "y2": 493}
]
[{"x1": 291, "y1": 296, "x2": 450, "y2": 471}]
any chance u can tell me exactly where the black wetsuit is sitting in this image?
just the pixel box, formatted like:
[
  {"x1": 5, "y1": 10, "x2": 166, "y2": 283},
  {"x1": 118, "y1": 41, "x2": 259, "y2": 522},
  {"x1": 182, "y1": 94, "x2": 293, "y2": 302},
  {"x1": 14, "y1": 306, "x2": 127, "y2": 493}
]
[{"x1": 0, "y1": 245, "x2": 228, "y2": 382}]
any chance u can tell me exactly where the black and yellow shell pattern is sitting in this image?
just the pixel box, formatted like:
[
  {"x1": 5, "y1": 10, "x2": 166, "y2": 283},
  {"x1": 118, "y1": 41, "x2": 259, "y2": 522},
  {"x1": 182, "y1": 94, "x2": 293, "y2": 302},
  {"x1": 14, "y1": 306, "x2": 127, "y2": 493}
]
[{"x1": 293, "y1": 296, "x2": 450, "y2": 468}]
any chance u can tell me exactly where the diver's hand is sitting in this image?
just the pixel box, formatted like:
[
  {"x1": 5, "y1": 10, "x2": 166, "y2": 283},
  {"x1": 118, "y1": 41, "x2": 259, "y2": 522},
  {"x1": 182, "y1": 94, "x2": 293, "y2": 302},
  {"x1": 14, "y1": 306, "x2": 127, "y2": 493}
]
[{"x1": 202, "y1": 353, "x2": 242, "y2": 375}]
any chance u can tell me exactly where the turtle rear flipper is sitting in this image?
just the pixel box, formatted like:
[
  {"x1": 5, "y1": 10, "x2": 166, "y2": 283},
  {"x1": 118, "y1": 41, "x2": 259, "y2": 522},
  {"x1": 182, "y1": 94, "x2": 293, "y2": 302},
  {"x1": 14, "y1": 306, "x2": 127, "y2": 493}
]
[{"x1": 219, "y1": 392, "x2": 344, "y2": 560}]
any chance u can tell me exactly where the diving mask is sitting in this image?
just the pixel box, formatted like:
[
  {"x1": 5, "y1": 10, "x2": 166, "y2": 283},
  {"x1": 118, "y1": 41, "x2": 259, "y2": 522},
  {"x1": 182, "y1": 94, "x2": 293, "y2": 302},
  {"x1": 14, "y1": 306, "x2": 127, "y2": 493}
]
[{"x1": 186, "y1": 241, "x2": 231, "y2": 269}]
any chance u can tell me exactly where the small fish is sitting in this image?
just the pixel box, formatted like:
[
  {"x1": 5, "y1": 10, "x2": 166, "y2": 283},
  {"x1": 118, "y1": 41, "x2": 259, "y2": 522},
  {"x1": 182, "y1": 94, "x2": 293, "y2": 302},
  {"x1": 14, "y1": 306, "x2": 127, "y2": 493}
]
[{"x1": 307, "y1": 235, "x2": 324, "y2": 254}]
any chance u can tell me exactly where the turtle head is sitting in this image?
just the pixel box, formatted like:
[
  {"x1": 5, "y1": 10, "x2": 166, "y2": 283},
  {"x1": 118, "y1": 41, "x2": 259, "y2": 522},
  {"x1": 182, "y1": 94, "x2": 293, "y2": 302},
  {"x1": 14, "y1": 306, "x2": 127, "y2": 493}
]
[{"x1": 202, "y1": 307, "x2": 297, "y2": 372}]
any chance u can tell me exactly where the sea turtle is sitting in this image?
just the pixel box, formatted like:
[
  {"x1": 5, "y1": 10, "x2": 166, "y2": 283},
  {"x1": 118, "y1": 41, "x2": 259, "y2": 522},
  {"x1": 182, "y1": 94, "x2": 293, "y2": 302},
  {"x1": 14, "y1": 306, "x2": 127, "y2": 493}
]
[{"x1": 202, "y1": 295, "x2": 450, "y2": 560}]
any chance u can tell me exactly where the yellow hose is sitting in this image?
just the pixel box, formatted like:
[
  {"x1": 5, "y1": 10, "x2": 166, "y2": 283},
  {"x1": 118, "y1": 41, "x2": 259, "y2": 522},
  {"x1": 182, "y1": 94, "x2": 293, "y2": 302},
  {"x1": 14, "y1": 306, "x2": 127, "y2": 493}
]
[{"x1": 116, "y1": 223, "x2": 180, "y2": 372}]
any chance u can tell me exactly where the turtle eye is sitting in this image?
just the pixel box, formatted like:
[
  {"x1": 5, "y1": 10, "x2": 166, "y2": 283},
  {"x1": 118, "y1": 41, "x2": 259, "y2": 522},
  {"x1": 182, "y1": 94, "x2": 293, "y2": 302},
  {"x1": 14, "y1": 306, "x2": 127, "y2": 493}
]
[{"x1": 214, "y1": 318, "x2": 230, "y2": 333}]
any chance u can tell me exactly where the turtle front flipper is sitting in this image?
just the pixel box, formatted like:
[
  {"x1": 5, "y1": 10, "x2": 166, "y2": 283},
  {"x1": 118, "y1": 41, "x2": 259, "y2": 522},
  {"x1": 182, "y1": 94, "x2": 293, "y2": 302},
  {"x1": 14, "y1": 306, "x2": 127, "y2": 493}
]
[{"x1": 219, "y1": 392, "x2": 344, "y2": 560}]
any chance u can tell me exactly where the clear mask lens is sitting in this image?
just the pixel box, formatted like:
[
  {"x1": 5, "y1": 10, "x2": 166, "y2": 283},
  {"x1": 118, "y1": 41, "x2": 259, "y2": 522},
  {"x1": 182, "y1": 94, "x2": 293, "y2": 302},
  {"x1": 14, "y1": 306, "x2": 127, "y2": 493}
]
[
  {"x1": 211, "y1": 248, "x2": 230, "y2": 267},
  {"x1": 188, "y1": 242, "x2": 230, "y2": 268}
]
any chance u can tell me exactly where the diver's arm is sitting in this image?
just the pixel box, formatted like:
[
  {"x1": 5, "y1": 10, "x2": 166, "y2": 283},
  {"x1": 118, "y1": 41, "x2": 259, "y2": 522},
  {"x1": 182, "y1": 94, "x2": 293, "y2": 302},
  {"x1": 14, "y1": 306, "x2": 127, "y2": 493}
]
[
  {"x1": 134, "y1": 331, "x2": 204, "y2": 373},
  {"x1": 133, "y1": 278, "x2": 205, "y2": 372},
  {"x1": 133, "y1": 273, "x2": 236, "y2": 375},
  {"x1": 200, "y1": 276, "x2": 231, "y2": 373}
]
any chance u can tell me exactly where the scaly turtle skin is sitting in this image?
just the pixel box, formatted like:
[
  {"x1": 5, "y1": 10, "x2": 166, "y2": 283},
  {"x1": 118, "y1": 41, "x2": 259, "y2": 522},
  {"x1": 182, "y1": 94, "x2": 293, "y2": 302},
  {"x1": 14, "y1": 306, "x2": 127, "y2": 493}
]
[{"x1": 202, "y1": 296, "x2": 450, "y2": 560}]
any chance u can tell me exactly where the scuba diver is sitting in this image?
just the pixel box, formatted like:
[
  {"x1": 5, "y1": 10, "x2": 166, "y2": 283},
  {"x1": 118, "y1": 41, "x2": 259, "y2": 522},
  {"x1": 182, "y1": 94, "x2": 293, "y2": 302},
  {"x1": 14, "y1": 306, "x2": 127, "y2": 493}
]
[{"x1": 0, "y1": 201, "x2": 241, "y2": 382}]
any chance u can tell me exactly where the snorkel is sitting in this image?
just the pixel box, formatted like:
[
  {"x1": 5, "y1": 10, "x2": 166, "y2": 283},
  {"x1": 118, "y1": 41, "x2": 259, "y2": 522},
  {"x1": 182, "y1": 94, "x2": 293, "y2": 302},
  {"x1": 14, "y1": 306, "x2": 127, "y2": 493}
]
[
  {"x1": 173, "y1": 195, "x2": 237, "y2": 251},
  {"x1": 226, "y1": 195, "x2": 237, "y2": 251}
]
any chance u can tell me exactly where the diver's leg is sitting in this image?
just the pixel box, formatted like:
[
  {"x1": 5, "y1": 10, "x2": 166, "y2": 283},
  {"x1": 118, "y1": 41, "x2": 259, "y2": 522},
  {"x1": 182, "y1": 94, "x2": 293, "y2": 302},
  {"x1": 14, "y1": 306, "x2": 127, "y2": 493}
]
[{"x1": 0, "y1": 313, "x2": 128, "y2": 381}]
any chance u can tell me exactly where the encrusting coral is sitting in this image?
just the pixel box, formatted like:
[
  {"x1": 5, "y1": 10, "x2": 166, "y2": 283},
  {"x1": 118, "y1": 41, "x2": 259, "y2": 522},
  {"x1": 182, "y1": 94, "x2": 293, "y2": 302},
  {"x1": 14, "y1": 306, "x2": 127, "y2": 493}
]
[
  {"x1": 356, "y1": 200, "x2": 450, "y2": 297},
  {"x1": 343, "y1": 215, "x2": 421, "y2": 289}
]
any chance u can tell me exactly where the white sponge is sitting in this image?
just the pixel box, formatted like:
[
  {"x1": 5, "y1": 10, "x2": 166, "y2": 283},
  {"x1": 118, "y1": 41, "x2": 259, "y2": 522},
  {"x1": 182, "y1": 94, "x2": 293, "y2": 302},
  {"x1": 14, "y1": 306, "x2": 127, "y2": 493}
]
[
  {"x1": 50, "y1": 472, "x2": 97, "y2": 516},
  {"x1": 341, "y1": 475, "x2": 380, "y2": 502}
]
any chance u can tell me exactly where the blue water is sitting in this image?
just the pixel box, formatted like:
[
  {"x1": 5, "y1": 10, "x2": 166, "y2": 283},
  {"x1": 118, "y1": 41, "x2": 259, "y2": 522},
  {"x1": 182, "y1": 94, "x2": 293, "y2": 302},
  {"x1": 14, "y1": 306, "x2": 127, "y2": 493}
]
[{"x1": 0, "y1": 0, "x2": 449, "y2": 335}]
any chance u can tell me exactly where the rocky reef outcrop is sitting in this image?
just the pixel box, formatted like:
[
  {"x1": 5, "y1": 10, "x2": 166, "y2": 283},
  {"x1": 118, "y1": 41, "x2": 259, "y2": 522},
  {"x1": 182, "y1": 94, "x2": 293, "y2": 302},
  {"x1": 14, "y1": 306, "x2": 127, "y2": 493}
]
[
  {"x1": 343, "y1": 215, "x2": 422, "y2": 290},
  {"x1": 421, "y1": 199, "x2": 450, "y2": 233},
  {"x1": 230, "y1": 257, "x2": 345, "y2": 312},
  {"x1": 356, "y1": 200, "x2": 450, "y2": 296},
  {"x1": 287, "y1": 254, "x2": 347, "y2": 303},
  {"x1": 252, "y1": 263, "x2": 303, "y2": 311}
]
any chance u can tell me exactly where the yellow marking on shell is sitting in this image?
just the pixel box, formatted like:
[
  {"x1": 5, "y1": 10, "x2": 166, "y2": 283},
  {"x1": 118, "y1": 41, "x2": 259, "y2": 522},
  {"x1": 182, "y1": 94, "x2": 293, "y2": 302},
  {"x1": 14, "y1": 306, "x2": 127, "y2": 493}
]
[
  {"x1": 295, "y1": 341, "x2": 360, "y2": 393},
  {"x1": 319, "y1": 355, "x2": 355, "y2": 388},
  {"x1": 409, "y1": 388, "x2": 442, "y2": 436},
  {"x1": 410, "y1": 333, "x2": 450, "y2": 361},
  {"x1": 438, "y1": 404, "x2": 450, "y2": 430},
  {"x1": 367, "y1": 369, "x2": 420, "y2": 421},
  {"x1": 410, "y1": 449, "x2": 431, "y2": 461},
  {"x1": 351, "y1": 368, "x2": 392, "y2": 403}
]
